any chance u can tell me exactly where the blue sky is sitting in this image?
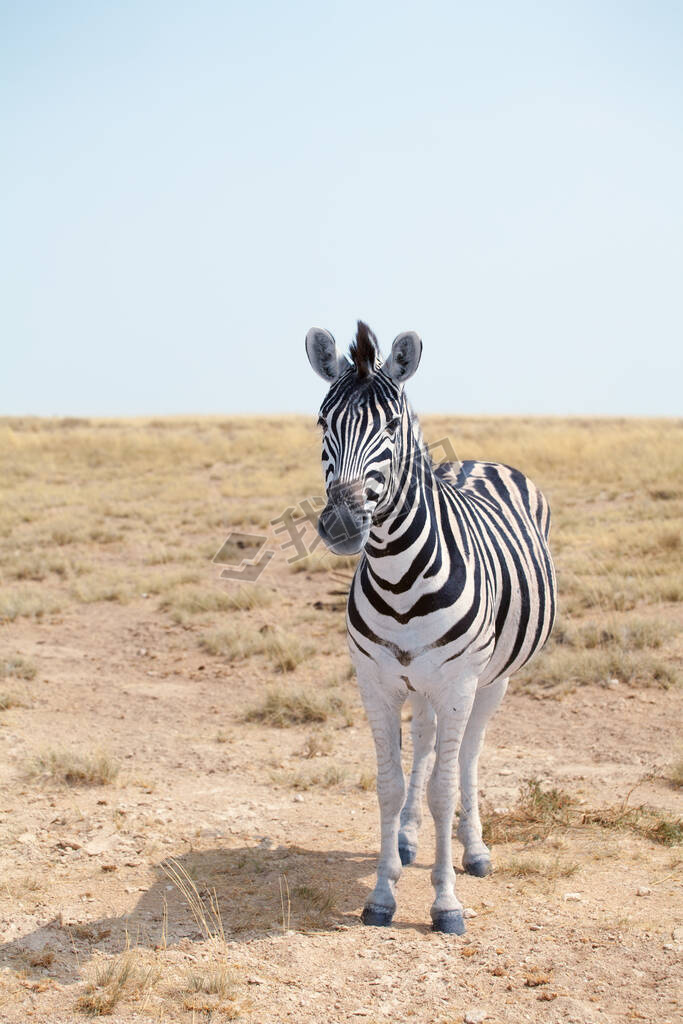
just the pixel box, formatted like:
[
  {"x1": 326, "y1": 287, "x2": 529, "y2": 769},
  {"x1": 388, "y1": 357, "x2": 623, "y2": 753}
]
[{"x1": 2, "y1": 1, "x2": 682, "y2": 416}]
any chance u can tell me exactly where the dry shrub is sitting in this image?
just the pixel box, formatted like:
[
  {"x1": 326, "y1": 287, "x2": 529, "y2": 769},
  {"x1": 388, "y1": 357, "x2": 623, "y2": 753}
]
[
  {"x1": 0, "y1": 692, "x2": 27, "y2": 711},
  {"x1": 2, "y1": 654, "x2": 37, "y2": 680},
  {"x1": 245, "y1": 687, "x2": 346, "y2": 727},
  {"x1": 30, "y1": 750, "x2": 119, "y2": 787},
  {"x1": 20, "y1": 946, "x2": 55, "y2": 968},
  {"x1": 498, "y1": 854, "x2": 579, "y2": 879},
  {"x1": 518, "y1": 639, "x2": 678, "y2": 692},
  {"x1": 288, "y1": 764, "x2": 347, "y2": 790},
  {"x1": 292, "y1": 881, "x2": 338, "y2": 927},
  {"x1": 200, "y1": 626, "x2": 313, "y2": 671},
  {"x1": 183, "y1": 963, "x2": 235, "y2": 998},
  {"x1": 300, "y1": 730, "x2": 333, "y2": 758},
  {"x1": 668, "y1": 757, "x2": 683, "y2": 790},
  {"x1": 0, "y1": 588, "x2": 62, "y2": 622},
  {"x1": 483, "y1": 778, "x2": 682, "y2": 848},
  {"x1": 483, "y1": 779, "x2": 573, "y2": 844},
  {"x1": 76, "y1": 950, "x2": 158, "y2": 1016},
  {"x1": 70, "y1": 576, "x2": 131, "y2": 604}
]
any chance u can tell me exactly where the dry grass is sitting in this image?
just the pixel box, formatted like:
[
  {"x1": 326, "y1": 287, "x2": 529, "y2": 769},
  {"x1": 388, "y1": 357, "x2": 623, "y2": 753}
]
[
  {"x1": 244, "y1": 686, "x2": 348, "y2": 727},
  {"x1": 76, "y1": 948, "x2": 158, "y2": 1016},
  {"x1": 160, "y1": 584, "x2": 272, "y2": 616},
  {"x1": 483, "y1": 777, "x2": 682, "y2": 848},
  {"x1": 289, "y1": 551, "x2": 360, "y2": 574},
  {"x1": 160, "y1": 858, "x2": 225, "y2": 945},
  {"x1": 30, "y1": 750, "x2": 119, "y2": 787},
  {"x1": 498, "y1": 854, "x2": 579, "y2": 879},
  {"x1": 518, "y1": 644, "x2": 678, "y2": 693},
  {"x1": 200, "y1": 625, "x2": 313, "y2": 672},
  {"x1": 1, "y1": 654, "x2": 37, "y2": 680},
  {"x1": 0, "y1": 587, "x2": 62, "y2": 622},
  {"x1": 0, "y1": 691, "x2": 27, "y2": 712},
  {"x1": 669, "y1": 756, "x2": 683, "y2": 790},
  {"x1": 300, "y1": 730, "x2": 334, "y2": 758},
  {"x1": 0, "y1": 417, "x2": 680, "y2": 676},
  {"x1": 180, "y1": 964, "x2": 238, "y2": 1015},
  {"x1": 287, "y1": 764, "x2": 347, "y2": 790},
  {"x1": 70, "y1": 576, "x2": 132, "y2": 604},
  {"x1": 19, "y1": 946, "x2": 55, "y2": 969},
  {"x1": 291, "y1": 881, "x2": 338, "y2": 927}
]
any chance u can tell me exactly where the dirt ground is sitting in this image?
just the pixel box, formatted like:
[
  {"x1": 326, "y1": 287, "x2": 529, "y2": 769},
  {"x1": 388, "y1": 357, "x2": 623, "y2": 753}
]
[{"x1": 0, "y1": 417, "x2": 681, "y2": 1023}]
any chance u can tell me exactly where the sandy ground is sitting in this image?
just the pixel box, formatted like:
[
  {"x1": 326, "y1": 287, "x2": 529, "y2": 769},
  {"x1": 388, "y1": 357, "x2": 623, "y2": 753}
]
[{"x1": 0, "y1": 556, "x2": 681, "y2": 1024}]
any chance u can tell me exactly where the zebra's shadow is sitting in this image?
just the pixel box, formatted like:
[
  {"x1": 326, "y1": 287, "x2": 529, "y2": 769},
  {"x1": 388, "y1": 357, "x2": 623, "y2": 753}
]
[{"x1": 0, "y1": 844, "x2": 381, "y2": 985}]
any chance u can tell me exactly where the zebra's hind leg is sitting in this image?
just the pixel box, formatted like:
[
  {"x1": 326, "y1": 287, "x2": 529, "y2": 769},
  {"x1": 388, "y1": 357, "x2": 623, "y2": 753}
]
[
  {"x1": 457, "y1": 676, "x2": 509, "y2": 877},
  {"x1": 358, "y1": 681, "x2": 406, "y2": 927},
  {"x1": 427, "y1": 685, "x2": 478, "y2": 934},
  {"x1": 398, "y1": 692, "x2": 436, "y2": 866}
]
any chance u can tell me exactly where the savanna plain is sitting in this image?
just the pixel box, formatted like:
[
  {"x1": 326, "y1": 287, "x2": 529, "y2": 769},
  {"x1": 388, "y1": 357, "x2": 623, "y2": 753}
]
[{"x1": 0, "y1": 415, "x2": 681, "y2": 1024}]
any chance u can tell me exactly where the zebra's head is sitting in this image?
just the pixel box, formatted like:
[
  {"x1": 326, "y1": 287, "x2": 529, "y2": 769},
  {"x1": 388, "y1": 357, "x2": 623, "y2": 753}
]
[{"x1": 305, "y1": 321, "x2": 422, "y2": 554}]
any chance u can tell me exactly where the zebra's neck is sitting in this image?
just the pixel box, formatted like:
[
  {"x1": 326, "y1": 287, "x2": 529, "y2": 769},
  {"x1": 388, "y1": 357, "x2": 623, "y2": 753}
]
[{"x1": 364, "y1": 412, "x2": 445, "y2": 586}]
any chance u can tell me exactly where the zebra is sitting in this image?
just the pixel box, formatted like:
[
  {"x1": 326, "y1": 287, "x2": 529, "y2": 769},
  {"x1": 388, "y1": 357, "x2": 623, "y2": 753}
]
[{"x1": 305, "y1": 321, "x2": 557, "y2": 935}]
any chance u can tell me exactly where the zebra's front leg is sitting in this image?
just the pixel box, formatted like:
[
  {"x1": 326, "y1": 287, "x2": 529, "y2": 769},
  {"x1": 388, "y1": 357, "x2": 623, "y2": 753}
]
[
  {"x1": 457, "y1": 676, "x2": 509, "y2": 877},
  {"x1": 427, "y1": 686, "x2": 477, "y2": 934},
  {"x1": 358, "y1": 681, "x2": 405, "y2": 927},
  {"x1": 398, "y1": 692, "x2": 436, "y2": 866}
]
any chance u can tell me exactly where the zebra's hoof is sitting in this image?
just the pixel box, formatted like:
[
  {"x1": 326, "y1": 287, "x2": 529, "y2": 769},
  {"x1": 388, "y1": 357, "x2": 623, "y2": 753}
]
[
  {"x1": 361, "y1": 904, "x2": 395, "y2": 927},
  {"x1": 431, "y1": 909, "x2": 466, "y2": 935},
  {"x1": 398, "y1": 842, "x2": 417, "y2": 866},
  {"x1": 463, "y1": 856, "x2": 492, "y2": 878}
]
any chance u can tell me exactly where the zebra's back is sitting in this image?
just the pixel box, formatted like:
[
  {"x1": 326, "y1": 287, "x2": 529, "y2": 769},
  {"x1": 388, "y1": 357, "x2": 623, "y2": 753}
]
[{"x1": 442, "y1": 459, "x2": 556, "y2": 685}]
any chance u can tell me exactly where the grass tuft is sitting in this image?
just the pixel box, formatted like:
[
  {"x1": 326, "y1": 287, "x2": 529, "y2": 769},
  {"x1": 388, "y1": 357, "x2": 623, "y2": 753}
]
[
  {"x1": 245, "y1": 687, "x2": 347, "y2": 727},
  {"x1": 0, "y1": 588, "x2": 62, "y2": 622},
  {"x1": 160, "y1": 584, "x2": 272, "y2": 616},
  {"x1": 288, "y1": 764, "x2": 347, "y2": 790},
  {"x1": 30, "y1": 750, "x2": 119, "y2": 787},
  {"x1": 200, "y1": 625, "x2": 313, "y2": 671},
  {"x1": 668, "y1": 757, "x2": 683, "y2": 790},
  {"x1": 484, "y1": 777, "x2": 682, "y2": 848},
  {"x1": 76, "y1": 949, "x2": 158, "y2": 1016},
  {"x1": 0, "y1": 691, "x2": 27, "y2": 711},
  {"x1": 1, "y1": 655, "x2": 37, "y2": 680}
]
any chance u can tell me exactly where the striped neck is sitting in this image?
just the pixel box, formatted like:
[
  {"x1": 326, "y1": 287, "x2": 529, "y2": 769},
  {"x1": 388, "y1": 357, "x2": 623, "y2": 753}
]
[{"x1": 367, "y1": 412, "x2": 439, "y2": 557}]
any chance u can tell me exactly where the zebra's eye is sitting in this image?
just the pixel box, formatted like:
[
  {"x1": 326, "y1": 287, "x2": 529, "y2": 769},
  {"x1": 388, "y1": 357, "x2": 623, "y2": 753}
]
[
  {"x1": 317, "y1": 416, "x2": 327, "y2": 430},
  {"x1": 385, "y1": 417, "x2": 401, "y2": 435}
]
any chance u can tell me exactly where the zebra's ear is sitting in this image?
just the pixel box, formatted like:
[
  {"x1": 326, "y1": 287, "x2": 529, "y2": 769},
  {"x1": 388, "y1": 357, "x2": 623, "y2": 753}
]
[
  {"x1": 384, "y1": 331, "x2": 422, "y2": 383},
  {"x1": 305, "y1": 328, "x2": 350, "y2": 382}
]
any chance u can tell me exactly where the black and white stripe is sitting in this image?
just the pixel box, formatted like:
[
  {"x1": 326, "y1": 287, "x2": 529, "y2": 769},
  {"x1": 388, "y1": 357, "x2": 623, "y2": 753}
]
[{"x1": 307, "y1": 321, "x2": 557, "y2": 935}]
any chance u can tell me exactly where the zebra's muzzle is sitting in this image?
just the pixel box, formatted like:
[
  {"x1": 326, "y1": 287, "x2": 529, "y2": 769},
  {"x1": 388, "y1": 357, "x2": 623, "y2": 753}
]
[{"x1": 317, "y1": 500, "x2": 370, "y2": 555}]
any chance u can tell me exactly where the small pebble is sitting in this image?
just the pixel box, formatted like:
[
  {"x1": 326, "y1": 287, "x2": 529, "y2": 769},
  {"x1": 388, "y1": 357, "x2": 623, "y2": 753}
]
[
  {"x1": 564, "y1": 892, "x2": 582, "y2": 902},
  {"x1": 636, "y1": 887, "x2": 652, "y2": 897},
  {"x1": 606, "y1": 677, "x2": 620, "y2": 689},
  {"x1": 463, "y1": 908, "x2": 477, "y2": 919},
  {"x1": 293, "y1": 794, "x2": 304, "y2": 803},
  {"x1": 529, "y1": 923, "x2": 542, "y2": 931},
  {"x1": 464, "y1": 1010, "x2": 487, "y2": 1024}
]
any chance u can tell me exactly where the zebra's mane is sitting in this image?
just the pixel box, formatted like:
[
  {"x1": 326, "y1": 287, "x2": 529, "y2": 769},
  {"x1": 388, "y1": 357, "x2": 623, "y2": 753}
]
[
  {"x1": 406, "y1": 399, "x2": 432, "y2": 467},
  {"x1": 349, "y1": 321, "x2": 380, "y2": 378}
]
